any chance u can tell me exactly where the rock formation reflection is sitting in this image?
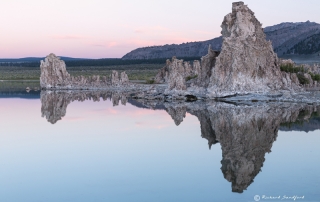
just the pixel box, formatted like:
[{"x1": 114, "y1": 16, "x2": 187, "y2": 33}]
[
  {"x1": 41, "y1": 91, "x2": 128, "y2": 124},
  {"x1": 165, "y1": 102, "x2": 320, "y2": 193},
  {"x1": 40, "y1": 90, "x2": 320, "y2": 192}
]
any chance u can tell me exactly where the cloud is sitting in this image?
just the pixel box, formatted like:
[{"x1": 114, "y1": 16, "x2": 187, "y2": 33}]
[
  {"x1": 135, "y1": 121, "x2": 144, "y2": 126},
  {"x1": 134, "y1": 29, "x2": 144, "y2": 33},
  {"x1": 90, "y1": 41, "x2": 118, "y2": 48},
  {"x1": 50, "y1": 35, "x2": 85, "y2": 40}
]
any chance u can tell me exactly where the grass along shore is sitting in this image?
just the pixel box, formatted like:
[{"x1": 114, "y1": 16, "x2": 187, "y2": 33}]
[
  {"x1": 0, "y1": 64, "x2": 163, "y2": 91},
  {"x1": 0, "y1": 64, "x2": 163, "y2": 81},
  {"x1": 0, "y1": 80, "x2": 41, "y2": 92}
]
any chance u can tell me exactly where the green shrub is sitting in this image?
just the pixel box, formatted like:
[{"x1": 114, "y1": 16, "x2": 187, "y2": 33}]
[
  {"x1": 309, "y1": 73, "x2": 320, "y2": 81},
  {"x1": 186, "y1": 74, "x2": 198, "y2": 81},
  {"x1": 280, "y1": 64, "x2": 305, "y2": 73}
]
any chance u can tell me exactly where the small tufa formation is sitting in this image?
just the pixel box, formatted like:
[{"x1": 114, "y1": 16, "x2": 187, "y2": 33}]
[
  {"x1": 156, "y1": 45, "x2": 219, "y2": 93},
  {"x1": 120, "y1": 71, "x2": 129, "y2": 84},
  {"x1": 167, "y1": 57, "x2": 188, "y2": 91},
  {"x1": 40, "y1": 53, "x2": 131, "y2": 89},
  {"x1": 40, "y1": 53, "x2": 71, "y2": 88},
  {"x1": 154, "y1": 63, "x2": 169, "y2": 83},
  {"x1": 193, "y1": 46, "x2": 220, "y2": 88},
  {"x1": 111, "y1": 70, "x2": 129, "y2": 86},
  {"x1": 154, "y1": 57, "x2": 195, "y2": 85},
  {"x1": 111, "y1": 70, "x2": 120, "y2": 86}
]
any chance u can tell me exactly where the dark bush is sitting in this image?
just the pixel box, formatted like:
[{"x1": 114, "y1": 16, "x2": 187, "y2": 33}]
[
  {"x1": 145, "y1": 79, "x2": 155, "y2": 84},
  {"x1": 297, "y1": 73, "x2": 309, "y2": 85}
]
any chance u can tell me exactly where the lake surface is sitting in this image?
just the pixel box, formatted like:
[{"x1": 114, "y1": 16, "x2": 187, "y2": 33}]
[{"x1": 0, "y1": 91, "x2": 319, "y2": 202}]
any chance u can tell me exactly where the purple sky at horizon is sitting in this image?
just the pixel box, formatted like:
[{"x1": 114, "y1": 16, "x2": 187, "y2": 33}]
[{"x1": 1, "y1": 0, "x2": 319, "y2": 59}]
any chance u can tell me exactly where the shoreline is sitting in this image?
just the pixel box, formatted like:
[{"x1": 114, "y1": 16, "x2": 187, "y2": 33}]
[{"x1": 1, "y1": 80, "x2": 319, "y2": 104}]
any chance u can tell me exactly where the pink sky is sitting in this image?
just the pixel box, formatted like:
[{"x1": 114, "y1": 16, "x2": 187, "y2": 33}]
[{"x1": 1, "y1": 0, "x2": 319, "y2": 59}]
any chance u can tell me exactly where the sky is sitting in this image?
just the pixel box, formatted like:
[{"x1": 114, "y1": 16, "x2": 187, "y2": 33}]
[{"x1": 1, "y1": 0, "x2": 319, "y2": 59}]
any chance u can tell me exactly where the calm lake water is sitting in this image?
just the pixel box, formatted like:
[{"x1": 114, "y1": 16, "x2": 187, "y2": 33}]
[{"x1": 0, "y1": 91, "x2": 319, "y2": 202}]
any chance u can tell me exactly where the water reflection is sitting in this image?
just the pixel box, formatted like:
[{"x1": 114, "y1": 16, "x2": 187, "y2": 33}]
[
  {"x1": 40, "y1": 90, "x2": 320, "y2": 193},
  {"x1": 41, "y1": 91, "x2": 128, "y2": 124}
]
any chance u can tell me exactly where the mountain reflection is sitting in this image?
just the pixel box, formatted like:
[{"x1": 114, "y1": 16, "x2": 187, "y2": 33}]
[{"x1": 40, "y1": 90, "x2": 320, "y2": 193}]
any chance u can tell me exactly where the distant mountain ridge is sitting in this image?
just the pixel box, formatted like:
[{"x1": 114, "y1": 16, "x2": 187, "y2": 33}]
[
  {"x1": 265, "y1": 21, "x2": 320, "y2": 55},
  {"x1": 0, "y1": 57, "x2": 89, "y2": 63},
  {"x1": 287, "y1": 33, "x2": 320, "y2": 55},
  {"x1": 122, "y1": 21, "x2": 320, "y2": 59},
  {"x1": 122, "y1": 37, "x2": 223, "y2": 60}
]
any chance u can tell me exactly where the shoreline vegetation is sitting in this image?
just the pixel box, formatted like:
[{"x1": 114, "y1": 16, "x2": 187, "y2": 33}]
[
  {"x1": 1, "y1": 55, "x2": 320, "y2": 94},
  {"x1": 0, "y1": 57, "x2": 200, "y2": 83},
  {"x1": 280, "y1": 63, "x2": 320, "y2": 84},
  {"x1": 0, "y1": 64, "x2": 162, "y2": 81},
  {"x1": 0, "y1": 61, "x2": 165, "y2": 91},
  {"x1": 1, "y1": 59, "x2": 320, "y2": 92},
  {"x1": 0, "y1": 54, "x2": 319, "y2": 89}
]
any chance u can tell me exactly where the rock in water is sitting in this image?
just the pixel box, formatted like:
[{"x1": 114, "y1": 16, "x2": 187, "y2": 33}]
[
  {"x1": 120, "y1": 71, "x2": 129, "y2": 85},
  {"x1": 40, "y1": 53, "x2": 131, "y2": 89},
  {"x1": 194, "y1": 45, "x2": 220, "y2": 88},
  {"x1": 207, "y1": 2, "x2": 300, "y2": 97},
  {"x1": 167, "y1": 57, "x2": 187, "y2": 91},
  {"x1": 40, "y1": 53, "x2": 71, "y2": 88},
  {"x1": 154, "y1": 63, "x2": 169, "y2": 84},
  {"x1": 111, "y1": 70, "x2": 120, "y2": 86},
  {"x1": 158, "y1": 45, "x2": 219, "y2": 95}
]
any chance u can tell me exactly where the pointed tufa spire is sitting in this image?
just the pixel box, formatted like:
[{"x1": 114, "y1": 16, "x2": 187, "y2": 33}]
[
  {"x1": 207, "y1": 1, "x2": 301, "y2": 97},
  {"x1": 155, "y1": 2, "x2": 302, "y2": 99}
]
